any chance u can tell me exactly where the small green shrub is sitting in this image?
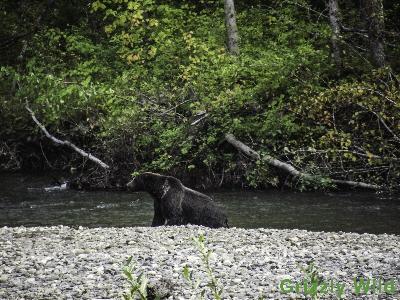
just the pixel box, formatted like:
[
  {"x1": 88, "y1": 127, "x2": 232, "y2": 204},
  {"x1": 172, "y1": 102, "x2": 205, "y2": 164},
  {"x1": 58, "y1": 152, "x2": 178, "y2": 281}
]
[
  {"x1": 122, "y1": 256, "x2": 152, "y2": 300},
  {"x1": 182, "y1": 234, "x2": 223, "y2": 300},
  {"x1": 298, "y1": 262, "x2": 324, "y2": 300}
]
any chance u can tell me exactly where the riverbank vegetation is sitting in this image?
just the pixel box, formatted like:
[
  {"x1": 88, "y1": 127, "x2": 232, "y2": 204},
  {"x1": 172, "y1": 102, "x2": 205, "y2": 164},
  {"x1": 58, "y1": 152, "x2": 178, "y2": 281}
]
[{"x1": 1, "y1": 0, "x2": 399, "y2": 190}]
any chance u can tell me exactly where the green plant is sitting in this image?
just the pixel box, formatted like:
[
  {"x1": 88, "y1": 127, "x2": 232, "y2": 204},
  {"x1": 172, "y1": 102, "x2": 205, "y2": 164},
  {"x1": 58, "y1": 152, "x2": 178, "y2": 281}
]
[
  {"x1": 121, "y1": 235, "x2": 224, "y2": 300},
  {"x1": 298, "y1": 262, "x2": 324, "y2": 300},
  {"x1": 182, "y1": 234, "x2": 223, "y2": 300},
  {"x1": 122, "y1": 256, "x2": 155, "y2": 300},
  {"x1": 182, "y1": 264, "x2": 204, "y2": 300}
]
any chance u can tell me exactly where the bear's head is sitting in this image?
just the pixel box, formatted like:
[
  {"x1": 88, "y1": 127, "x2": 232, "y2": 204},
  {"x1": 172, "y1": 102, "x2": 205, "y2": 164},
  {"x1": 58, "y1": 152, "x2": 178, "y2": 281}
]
[
  {"x1": 126, "y1": 172, "x2": 167, "y2": 191},
  {"x1": 126, "y1": 175, "x2": 145, "y2": 191}
]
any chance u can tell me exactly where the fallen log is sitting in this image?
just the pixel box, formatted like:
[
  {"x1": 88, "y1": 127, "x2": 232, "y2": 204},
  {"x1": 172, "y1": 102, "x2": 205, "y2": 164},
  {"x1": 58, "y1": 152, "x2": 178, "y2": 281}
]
[
  {"x1": 26, "y1": 106, "x2": 110, "y2": 169},
  {"x1": 224, "y1": 133, "x2": 380, "y2": 190}
]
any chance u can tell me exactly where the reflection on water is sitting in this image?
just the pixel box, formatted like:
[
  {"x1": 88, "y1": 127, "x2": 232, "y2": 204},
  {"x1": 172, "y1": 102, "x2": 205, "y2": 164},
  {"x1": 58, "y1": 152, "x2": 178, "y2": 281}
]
[{"x1": 0, "y1": 173, "x2": 399, "y2": 234}]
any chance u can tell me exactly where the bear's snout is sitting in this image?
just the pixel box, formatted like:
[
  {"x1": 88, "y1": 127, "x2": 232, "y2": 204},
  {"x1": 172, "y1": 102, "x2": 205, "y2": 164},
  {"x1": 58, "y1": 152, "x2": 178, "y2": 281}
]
[
  {"x1": 126, "y1": 179, "x2": 135, "y2": 190},
  {"x1": 127, "y1": 177, "x2": 144, "y2": 191}
]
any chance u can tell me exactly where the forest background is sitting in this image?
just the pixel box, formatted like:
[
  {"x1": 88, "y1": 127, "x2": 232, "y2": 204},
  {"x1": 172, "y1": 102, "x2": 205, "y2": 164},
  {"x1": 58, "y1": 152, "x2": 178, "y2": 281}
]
[{"x1": 1, "y1": 0, "x2": 399, "y2": 191}]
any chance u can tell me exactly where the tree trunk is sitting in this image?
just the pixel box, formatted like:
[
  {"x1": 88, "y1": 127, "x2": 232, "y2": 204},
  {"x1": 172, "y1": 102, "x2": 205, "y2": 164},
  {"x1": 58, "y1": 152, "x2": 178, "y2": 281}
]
[
  {"x1": 224, "y1": 0, "x2": 240, "y2": 55},
  {"x1": 362, "y1": 0, "x2": 386, "y2": 68},
  {"x1": 328, "y1": 0, "x2": 342, "y2": 73}
]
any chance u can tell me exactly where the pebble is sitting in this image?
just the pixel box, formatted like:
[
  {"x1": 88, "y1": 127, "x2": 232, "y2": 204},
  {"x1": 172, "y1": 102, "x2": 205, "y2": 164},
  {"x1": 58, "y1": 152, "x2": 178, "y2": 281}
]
[{"x1": 0, "y1": 226, "x2": 399, "y2": 299}]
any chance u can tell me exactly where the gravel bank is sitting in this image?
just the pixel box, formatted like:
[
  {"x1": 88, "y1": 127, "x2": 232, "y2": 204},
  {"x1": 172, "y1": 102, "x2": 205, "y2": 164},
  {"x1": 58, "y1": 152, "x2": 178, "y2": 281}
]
[{"x1": 0, "y1": 226, "x2": 399, "y2": 299}]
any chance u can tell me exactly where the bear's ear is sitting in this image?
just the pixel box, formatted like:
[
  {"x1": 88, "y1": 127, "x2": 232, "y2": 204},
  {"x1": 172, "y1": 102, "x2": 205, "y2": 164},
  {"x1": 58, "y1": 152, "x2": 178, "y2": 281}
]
[{"x1": 143, "y1": 173, "x2": 165, "y2": 186}]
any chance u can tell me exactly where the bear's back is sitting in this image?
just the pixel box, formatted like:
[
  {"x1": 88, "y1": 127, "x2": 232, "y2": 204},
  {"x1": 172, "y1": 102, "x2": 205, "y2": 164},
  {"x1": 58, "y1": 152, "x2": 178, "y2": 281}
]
[
  {"x1": 184, "y1": 186, "x2": 213, "y2": 201},
  {"x1": 181, "y1": 187, "x2": 228, "y2": 228}
]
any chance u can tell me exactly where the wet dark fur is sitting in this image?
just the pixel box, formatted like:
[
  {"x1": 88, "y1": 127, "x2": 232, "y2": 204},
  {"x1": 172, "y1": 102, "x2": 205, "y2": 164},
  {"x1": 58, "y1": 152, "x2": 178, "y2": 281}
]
[{"x1": 127, "y1": 172, "x2": 228, "y2": 228}]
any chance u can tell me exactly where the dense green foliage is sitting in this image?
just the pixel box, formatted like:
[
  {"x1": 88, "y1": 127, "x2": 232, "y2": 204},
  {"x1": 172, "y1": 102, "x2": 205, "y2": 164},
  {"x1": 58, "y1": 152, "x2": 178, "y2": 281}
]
[{"x1": 1, "y1": 0, "x2": 399, "y2": 190}]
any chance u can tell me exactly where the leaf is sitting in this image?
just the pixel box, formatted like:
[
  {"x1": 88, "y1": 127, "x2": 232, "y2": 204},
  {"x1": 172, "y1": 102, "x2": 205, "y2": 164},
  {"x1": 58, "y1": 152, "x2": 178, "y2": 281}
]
[
  {"x1": 182, "y1": 265, "x2": 191, "y2": 281},
  {"x1": 126, "y1": 256, "x2": 133, "y2": 266},
  {"x1": 139, "y1": 275, "x2": 149, "y2": 298},
  {"x1": 122, "y1": 294, "x2": 130, "y2": 300},
  {"x1": 123, "y1": 268, "x2": 134, "y2": 281},
  {"x1": 198, "y1": 234, "x2": 205, "y2": 243}
]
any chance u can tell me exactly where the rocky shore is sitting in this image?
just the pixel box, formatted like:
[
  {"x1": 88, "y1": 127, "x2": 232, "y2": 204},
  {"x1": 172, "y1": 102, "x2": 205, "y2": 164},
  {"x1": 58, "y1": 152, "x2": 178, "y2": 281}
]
[{"x1": 0, "y1": 226, "x2": 399, "y2": 299}]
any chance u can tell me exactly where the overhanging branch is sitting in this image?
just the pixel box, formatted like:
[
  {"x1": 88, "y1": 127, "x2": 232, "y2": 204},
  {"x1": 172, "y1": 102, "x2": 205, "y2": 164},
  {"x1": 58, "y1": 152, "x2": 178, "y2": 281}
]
[{"x1": 26, "y1": 106, "x2": 110, "y2": 169}]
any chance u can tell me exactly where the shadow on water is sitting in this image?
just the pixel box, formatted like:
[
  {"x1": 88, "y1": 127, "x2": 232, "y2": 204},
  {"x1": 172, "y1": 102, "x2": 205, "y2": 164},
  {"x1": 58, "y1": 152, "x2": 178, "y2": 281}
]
[{"x1": 0, "y1": 173, "x2": 399, "y2": 234}]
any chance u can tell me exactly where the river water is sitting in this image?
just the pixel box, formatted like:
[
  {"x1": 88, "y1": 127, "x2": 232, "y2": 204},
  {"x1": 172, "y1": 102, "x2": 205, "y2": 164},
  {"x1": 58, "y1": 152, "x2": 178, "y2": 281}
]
[{"x1": 0, "y1": 173, "x2": 399, "y2": 234}]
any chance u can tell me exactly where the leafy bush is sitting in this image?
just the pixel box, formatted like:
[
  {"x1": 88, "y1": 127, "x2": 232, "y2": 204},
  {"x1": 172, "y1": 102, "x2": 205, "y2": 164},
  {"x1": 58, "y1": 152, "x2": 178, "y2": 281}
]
[{"x1": 1, "y1": 0, "x2": 399, "y2": 189}]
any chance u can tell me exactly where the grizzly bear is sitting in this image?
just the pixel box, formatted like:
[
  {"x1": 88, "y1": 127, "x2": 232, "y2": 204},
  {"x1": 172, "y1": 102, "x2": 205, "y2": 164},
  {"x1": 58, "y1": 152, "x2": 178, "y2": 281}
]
[{"x1": 126, "y1": 172, "x2": 229, "y2": 228}]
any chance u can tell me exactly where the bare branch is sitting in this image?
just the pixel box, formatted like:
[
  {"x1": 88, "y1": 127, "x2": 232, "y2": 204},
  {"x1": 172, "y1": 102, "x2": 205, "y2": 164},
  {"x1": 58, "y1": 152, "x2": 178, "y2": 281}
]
[
  {"x1": 356, "y1": 104, "x2": 400, "y2": 142},
  {"x1": 292, "y1": 148, "x2": 400, "y2": 162},
  {"x1": 191, "y1": 113, "x2": 209, "y2": 126},
  {"x1": 26, "y1": 106, "x2": 110, "y2": 169}
]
